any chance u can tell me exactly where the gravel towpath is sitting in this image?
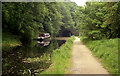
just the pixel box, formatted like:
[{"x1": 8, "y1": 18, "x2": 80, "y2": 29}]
[{"x1": 70, "y1": 37, "x2": 109, "y2": 74}]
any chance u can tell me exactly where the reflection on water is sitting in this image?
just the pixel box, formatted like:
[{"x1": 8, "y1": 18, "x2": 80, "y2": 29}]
[
  {"x1": 36, "y1": 38, "x2": 50, "y2": 46},
  {"x1": 2, "y1": 39, "x2": 66, "y2": 75}
]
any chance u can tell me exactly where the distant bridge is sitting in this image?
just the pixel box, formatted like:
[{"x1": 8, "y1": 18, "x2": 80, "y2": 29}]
[{"x1": 58, "y1": 26, "x2": 79, "y2": 37}]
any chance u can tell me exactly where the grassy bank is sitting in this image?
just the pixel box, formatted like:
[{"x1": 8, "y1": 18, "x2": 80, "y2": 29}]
[
  {"x1": 41, "y1": 36, "x2": 75, "y2": 74},
  {"x1": 80, "y1": 37, "x2": 119, "y2": 74},
  {"x1": 2, "y1": 32, "x2": 21, "y2": 50}
]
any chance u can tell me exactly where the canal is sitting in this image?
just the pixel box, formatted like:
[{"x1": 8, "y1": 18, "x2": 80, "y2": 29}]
[{"x1": 2, "y1": 39, "x2": 66, "y2": 75}]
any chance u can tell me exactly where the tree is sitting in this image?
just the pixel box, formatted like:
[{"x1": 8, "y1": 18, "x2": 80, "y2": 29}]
[{"x1": 75, "y1": 2, "x2": 119, "y2": 39}]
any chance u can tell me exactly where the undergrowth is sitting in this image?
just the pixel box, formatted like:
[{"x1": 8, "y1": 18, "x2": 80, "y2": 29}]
[{"x1": 2, "y1": 32, "x2": 21, "y2": 50}]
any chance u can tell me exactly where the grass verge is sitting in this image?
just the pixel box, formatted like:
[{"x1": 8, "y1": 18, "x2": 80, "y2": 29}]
[
  {"x1": 41, "y1": 36, "x2": 75, "y2": 74},
  {"x1": 2, "y1": 32, "x2": 21, "y2": 50},
  {"x1": 80, "y1": 37, "x2": 119, "y2": 74}
]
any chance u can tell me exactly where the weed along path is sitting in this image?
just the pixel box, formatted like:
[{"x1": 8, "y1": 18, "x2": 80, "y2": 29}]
[{"x1": 70, "y1": 37, "x2": 109, "y2": 74}]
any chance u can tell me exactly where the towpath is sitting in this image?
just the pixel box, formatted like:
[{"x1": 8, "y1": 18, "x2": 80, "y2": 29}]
[{"x1": 70, "y1": 37, "x2": 109, "y2": 74}]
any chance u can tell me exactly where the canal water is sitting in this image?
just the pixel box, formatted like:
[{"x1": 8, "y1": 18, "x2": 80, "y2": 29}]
[{"x1": 2, "y1": 39, "x2": 66, "y2": 75}]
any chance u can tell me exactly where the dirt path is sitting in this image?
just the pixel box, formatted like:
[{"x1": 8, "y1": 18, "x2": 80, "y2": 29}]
[{"x1": 70, "y1": 37, "x2": 109, "y2": 74}]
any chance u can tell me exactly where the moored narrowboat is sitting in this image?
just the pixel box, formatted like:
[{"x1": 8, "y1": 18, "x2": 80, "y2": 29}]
[{"x1": 37, "y1": 33, "x2": 50, "y2": 39}]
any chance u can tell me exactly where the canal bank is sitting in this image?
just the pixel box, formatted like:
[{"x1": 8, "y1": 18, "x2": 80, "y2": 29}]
[{"x1": 41, "y1": 36, "x2": 75, "y2": 74}]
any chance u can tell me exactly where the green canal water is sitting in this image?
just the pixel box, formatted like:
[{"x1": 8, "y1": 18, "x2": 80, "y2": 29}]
[{"x1": 2, "y1": 39, "x2": 66, "y2": 75}]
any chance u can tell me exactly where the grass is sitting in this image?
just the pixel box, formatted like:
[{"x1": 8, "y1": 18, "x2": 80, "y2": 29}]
[
  {"x1": 40, "y1": 36, "x2": 75, "y2": 74},
  {"x1": 2, "y1": 32, "x2": 21, "y2": 50},
  {"x1": 80, "y1": 37, "x2": 119, "y2": 74}
]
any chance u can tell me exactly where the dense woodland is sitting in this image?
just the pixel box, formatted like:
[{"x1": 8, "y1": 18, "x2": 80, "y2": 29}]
[
  {"x1": 75, "y1": 2, "x2": 119, "y2": 39},
  {"x1": 2, "y1": 2, "x2": 77, "y2": 44},
  {"x1": 2, "y1": 2, "x2": 119, "y2": 45}
]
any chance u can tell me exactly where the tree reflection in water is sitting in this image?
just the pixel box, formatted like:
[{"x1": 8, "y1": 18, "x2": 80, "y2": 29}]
[{"x1": 2, "y1": 39, "x2": 66, "y2": 75}]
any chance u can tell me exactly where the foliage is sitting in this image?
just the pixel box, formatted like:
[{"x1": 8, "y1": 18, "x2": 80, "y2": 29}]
[
  {"x1": 75, "y1": 2, "x2": 119, "y2": 39},
  {"x1": 41, "y1": 36, "x2": 75, "y2": 74},
  {"x1": 2, "y1": 2, "x2": 77, "y2": 44},
  {"x1": 80, "y1": 37, "x2": 119, "y2": 74}
]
